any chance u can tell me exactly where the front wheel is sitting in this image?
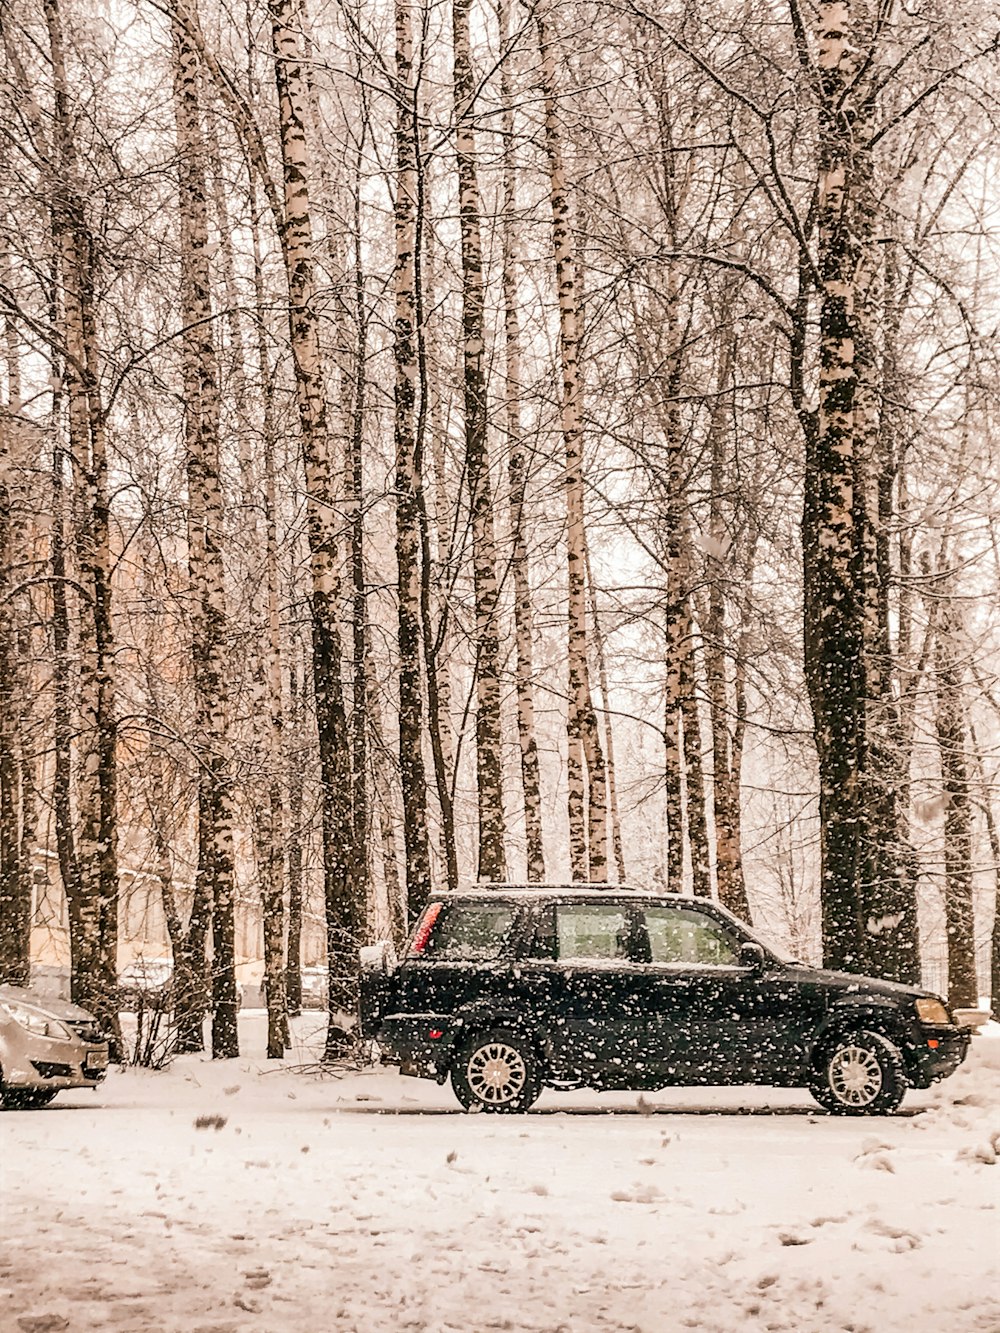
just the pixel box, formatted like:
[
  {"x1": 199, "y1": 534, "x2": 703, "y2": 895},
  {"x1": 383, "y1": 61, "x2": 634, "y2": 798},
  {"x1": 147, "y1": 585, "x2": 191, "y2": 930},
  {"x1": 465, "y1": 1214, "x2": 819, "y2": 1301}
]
[
  {"x1": 451, "y1": 1029, "x2": 541, "y2": 1114},
  {"x1": 1, "y1": 1087, "x2": 59, "y2": 1110},
  {"x1": 809, "y1": 1030, "x2": 907, "y2": 1115}
]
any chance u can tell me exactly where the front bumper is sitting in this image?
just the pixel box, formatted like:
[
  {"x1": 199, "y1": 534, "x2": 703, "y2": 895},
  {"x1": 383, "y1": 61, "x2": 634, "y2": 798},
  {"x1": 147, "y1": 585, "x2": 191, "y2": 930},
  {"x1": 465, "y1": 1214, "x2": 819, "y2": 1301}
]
[
  {"x1": 906, "y1": 1025, "x2": 971, "y2": 1089},
  {"x1": 2, "y1": 1028, "x2": 109, "y2": 1092}
]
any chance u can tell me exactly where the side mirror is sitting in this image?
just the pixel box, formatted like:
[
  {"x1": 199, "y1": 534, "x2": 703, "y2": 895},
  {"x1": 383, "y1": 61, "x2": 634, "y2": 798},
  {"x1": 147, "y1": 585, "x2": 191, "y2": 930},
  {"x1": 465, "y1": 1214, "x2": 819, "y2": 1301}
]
[{"x1": 739, "y1": 941, "x2": 768, "y2": 972}]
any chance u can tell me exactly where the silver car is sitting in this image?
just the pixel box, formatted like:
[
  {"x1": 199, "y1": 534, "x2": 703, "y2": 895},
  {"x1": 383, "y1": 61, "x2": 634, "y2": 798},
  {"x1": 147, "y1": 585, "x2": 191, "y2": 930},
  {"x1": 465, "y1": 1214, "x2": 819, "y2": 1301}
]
[{"x1": 0, "y1": 985, "x2": 109, "y2": 1109}]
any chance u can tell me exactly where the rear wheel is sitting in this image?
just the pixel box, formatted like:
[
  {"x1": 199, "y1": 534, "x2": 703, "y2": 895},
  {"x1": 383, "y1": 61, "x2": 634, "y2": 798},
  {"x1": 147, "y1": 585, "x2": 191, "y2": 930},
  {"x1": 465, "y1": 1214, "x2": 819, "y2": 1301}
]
[
  {"x1": 451, "y1": 1029, "x2": 541, "y2": 1114},
  {"x1": 809, "y1": 1030, "x2": 906, "y2": 1115}
]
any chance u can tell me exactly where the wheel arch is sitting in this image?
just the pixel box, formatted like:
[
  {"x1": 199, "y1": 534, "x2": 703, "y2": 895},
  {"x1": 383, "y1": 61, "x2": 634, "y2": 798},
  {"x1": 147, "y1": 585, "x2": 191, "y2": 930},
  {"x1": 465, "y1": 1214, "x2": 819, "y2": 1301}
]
[
  {"x1": 809, "y1": 1001, "x2": 909, "y2": 1070},
  {"x1": 445, "y1": 1005, "x2": 548, "y2": 1073}
]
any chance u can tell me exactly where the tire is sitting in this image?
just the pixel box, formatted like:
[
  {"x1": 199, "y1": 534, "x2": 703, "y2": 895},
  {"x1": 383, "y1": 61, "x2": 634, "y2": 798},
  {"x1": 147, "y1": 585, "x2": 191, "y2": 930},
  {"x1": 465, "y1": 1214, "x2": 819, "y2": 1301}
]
[
  {"x1": 1, "y1": 1087, "x2": 59, "y2": 1110},
  {"x1": 809, "y1": 1029, "x2": 907, "y2": 1115},
  {"x1": 451, "y1": 1028, "x2": 542, "y2": 1114}
]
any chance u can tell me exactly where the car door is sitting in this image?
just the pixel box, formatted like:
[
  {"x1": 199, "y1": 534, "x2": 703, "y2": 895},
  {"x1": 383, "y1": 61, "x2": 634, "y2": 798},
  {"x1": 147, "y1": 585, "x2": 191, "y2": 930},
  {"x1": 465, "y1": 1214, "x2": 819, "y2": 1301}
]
[
  {"x1": 630, "y1": 904, "x2": 793, "y2": 1084},
  {"x1": 518, "y1": 901, "x2": 649, "y2": 1082}
]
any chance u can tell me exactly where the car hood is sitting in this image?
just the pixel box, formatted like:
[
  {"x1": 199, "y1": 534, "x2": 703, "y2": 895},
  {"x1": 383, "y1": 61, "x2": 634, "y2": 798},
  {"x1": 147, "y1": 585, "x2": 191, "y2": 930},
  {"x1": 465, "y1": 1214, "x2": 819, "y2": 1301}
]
[
  {"x1": 779, "y1": 965, "x2": 934, "y2": 1005},
  {"x1": 0, "y1": 984, "x2": 98, "y2": 1023}
]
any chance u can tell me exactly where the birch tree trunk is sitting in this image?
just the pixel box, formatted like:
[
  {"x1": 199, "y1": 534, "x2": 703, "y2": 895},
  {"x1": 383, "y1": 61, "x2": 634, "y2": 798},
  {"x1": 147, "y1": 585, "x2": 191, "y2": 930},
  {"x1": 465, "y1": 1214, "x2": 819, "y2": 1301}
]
[
  {"x1": 0, "y1": 302, "x2": 30, "y2": 982},
  {"x1": 393, "y1": 0, "x2": 432, "y2": 917},
  {"x1": 347, "y1": 158, "x2": 369, "y2": 947},
  {"x1": 703, "y1": 325, "x2": 750, "y2": 919},
  {"x1": 850, "y1": 224, "x2": 920, "y2": 982},
  {"x1": 42, "y1": 230, "x2": 81, "y2": 989},
  {"x1": 452, "y1": 0, "x2": 507, "y2": 881},
  {"x1": 584, "y1": 543, "x2": 625, "y2": 883},
  {"x1": 172, "y1": 3, "x2": 239, "y2": 1058},
  {"x1": 803, "y1": 0, "x2": 870, "y2": 973},
  {"x1": 423, "y1": 405, "x2": 459, "y2": 891},
  {"x1": 498, "y1": 0, "x2": 544, "y2": 881},
  {"x1": 679, "y1": 596, "x2": 711, "y2": 898},
  {"x1": 536, "y1": 6, "x2": 606, "y2": 881},
  {"x1": 967, "y1": 719, "x2": 998, "y2": 1012},
  {"x1": 419, "y1": 220, "x2": 458, "y2": 891},
  {"x1": 0, "y1": 415, "x2": 30, "y2": 985},
  {"x1": 647, "y1": 73, "x2": 697, "y2": 897},
  {"x1": 933, "y1": 589, "x2": 977, "y2": 1009},
  {"x1": 44, "y1": 0, "x2": 120, "y2": 1051},
  {"x1": 246, "y1": 166, "x2": 289, "y2": 1056},
  {"x1": 269, "y1": 0, "x2": 357, "y2": 1054},
  {"x1": 285, "y1": 652, "x2": 305, "y2": 1016}
]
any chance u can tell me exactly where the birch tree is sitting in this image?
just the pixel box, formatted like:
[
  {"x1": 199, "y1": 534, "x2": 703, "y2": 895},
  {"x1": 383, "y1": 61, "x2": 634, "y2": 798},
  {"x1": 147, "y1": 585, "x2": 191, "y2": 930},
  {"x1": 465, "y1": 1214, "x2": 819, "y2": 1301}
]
[
  {"x1": 499, "y1": 0, "x2": 544, "y2": 881},
  {"x1": 393, "y1": 0, "x2": 432, "y2": 917},
  {"x1": 44, "y1": 0, "x2": 121, "y2": 1049},
  {"x1": 172, "y1": 3, "x2": 241, "y2": 1058},
  {"x1": 452, "y1": 0, "x2": 507, "y2": 881},
  {"x1": 535, "y1": 4, "x2": 607, "y2": 882},
  {"x1": 0, "y1": 406, "x2": 32, "y2": 985},
  {"x1": 269, "y1": 0, "x2": 357, "y2": 1053}
]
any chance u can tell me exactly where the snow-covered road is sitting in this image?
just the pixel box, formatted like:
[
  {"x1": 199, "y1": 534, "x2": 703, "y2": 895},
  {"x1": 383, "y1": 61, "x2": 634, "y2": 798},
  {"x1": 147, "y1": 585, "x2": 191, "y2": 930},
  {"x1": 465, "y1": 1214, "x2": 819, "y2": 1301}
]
[{"x1": 3, "y1": 1016, "x2": 998, "y2": 1333}]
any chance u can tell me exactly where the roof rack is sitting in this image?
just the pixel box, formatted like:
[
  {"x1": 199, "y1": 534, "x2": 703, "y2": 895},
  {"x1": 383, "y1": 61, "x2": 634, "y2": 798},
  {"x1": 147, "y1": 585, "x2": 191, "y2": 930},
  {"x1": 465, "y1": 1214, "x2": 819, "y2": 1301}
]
[{"x1": 466, "y1": 881, "x2": 637, "y2": 893}]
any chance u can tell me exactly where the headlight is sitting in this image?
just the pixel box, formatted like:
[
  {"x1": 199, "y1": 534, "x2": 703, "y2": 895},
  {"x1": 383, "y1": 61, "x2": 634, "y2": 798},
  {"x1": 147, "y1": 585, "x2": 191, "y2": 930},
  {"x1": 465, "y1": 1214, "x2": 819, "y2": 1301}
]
[
  {"x1": 0, "y1": 1000, "x2": 72, "y2": 1040},
  {"x1": 915, "y1": 997, "x2": 951, "y2": 1025}
]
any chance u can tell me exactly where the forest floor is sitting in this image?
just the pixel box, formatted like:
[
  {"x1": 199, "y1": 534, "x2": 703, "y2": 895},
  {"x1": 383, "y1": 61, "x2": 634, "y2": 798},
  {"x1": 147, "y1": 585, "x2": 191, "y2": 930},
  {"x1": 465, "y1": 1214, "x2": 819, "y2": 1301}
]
[{"x1": 2, "y1": 1013, "x2": 998, "y2": 1333}]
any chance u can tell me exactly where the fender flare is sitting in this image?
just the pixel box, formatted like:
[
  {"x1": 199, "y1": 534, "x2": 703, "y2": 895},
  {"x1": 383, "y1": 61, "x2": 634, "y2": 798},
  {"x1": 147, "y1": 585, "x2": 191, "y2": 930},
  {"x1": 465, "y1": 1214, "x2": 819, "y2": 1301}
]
[
  {"x1": 809, "y1": 999, "x2": 909, "y2": 1069},
  {"x1": 442, "y1": 1003, "x2": 548, "y2": 1070}
]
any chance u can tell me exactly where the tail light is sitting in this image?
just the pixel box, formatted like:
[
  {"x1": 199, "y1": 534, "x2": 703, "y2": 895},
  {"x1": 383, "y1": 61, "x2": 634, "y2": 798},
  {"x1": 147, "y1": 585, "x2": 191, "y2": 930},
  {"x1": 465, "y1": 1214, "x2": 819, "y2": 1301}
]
[{"x1": 411, "y1": 902, "x2": 443, "y2": 954}]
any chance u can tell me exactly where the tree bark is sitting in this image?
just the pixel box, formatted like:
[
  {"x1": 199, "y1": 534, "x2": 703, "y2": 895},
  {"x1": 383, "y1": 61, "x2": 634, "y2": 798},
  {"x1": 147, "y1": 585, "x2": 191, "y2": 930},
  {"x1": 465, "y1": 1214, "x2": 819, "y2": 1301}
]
[
  {"x1": 285, "y1": 653, "x2": 305, "y2": 1017},
  {"x1": 452, "y1": 0, "x2": 507, "y2": 882},
  {"x1": 803, "y1": 0, "x2": 870, "y2": 973},
  {"x1": 172, "y1": 1, "x2": 239, "y2": 1058},
  {"x1": 584, "y1": 542, "x2": 625, "y2": 883},
  {"x1": 269, "y1": 0, "x2": 357, "y2": 1055},
  {"x1": 968, "y1": 719, "x2": 998, "y2": 1013},
  {"x1": 393, "y1": 0, "x2": 432, "y2": 918},
  {"x1": 347, "y1": 157, "x2": 369, "y2": 948},
  {"x1": 45, "y1": 0, "x2": 121, "y2": 1052},
  {"x1": 679, "y1": 597, "x2": 711, "y2": 899},
  {"x1": 0, "y1": 415, "x2": 30, "y2": 985},
  {"x1": 249, "y1": 163, "x2": 289, "y2": 1050},
  {"x1": 933, "y1": 591, "x2": 977, "y2": 1009},
  {"x1": 703, "y1": 325, "x2": 750, "y2": 919},
  {"x1": 536, "y1": 7, "x2": 606, "y2": 881},
  {"x1": 855, "y1": 231, "x2": 920, "y2": 982},
  {"x1": 498, "y1": 0, "x2": 544, "y2": 882}
]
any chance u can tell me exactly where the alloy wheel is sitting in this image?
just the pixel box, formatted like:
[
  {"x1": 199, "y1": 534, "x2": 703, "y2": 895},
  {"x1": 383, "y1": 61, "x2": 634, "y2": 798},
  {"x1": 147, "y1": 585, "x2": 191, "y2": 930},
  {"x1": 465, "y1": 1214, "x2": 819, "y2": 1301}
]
[
  {"x1": 466, "y1": 1041, "x2": 528, "y2": 1106},
  {"x1": 828, "y1": 1043, "x2": 884, "y2": 1107}
]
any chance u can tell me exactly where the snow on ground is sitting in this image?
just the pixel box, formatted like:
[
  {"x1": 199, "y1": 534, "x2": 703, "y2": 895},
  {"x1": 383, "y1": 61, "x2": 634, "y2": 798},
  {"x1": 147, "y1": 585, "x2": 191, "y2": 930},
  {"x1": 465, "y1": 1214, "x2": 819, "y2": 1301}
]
[{"x1": 2, "y1": 1017, "x2": 998, "y2": 1333}]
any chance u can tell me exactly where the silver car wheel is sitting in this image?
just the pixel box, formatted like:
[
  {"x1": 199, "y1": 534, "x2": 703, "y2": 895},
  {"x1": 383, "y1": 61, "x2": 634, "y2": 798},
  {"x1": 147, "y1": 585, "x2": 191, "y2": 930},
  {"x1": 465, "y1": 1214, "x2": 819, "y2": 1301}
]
[
  {"x1": 828, "y1": 1043, "x2": 884, "y2": 1107},
  {"x1": 466, "y1": 1041, "x2": 527, "y2": 1106}
]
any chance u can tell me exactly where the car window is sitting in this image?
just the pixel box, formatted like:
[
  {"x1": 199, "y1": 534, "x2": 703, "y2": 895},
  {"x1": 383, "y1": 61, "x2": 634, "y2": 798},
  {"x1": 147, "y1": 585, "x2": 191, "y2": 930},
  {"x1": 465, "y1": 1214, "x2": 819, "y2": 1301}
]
[
  {"x1": 419, "y1": 902, "x2": 515, "y2": 961},
  {"x1": 553, "y1": 904, "x2": 632, "y2": 961},
  {"x1": 641, "y1": 907, "x2": 739, "y2": 966},
  {"x1": 527, "y1": 905, "x2": 558, "y2": 959}
]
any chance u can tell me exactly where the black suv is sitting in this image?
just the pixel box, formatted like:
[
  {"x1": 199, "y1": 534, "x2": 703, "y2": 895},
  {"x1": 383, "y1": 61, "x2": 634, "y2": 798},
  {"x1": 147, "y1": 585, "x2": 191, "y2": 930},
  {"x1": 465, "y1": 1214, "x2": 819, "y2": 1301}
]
[{"x1": 359, "y1": 885, "x2": 971, "y2": 1115}]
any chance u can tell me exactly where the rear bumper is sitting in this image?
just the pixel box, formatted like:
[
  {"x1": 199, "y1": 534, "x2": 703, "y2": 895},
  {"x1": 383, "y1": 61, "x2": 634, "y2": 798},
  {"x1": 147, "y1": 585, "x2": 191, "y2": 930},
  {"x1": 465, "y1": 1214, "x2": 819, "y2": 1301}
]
[
  {"x1": 375, "y1": 1014, "x2": 453, "y2": 1083},
  {"x1": 906, "y1": 1026, "x2": 971, "y2": 1089}
]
